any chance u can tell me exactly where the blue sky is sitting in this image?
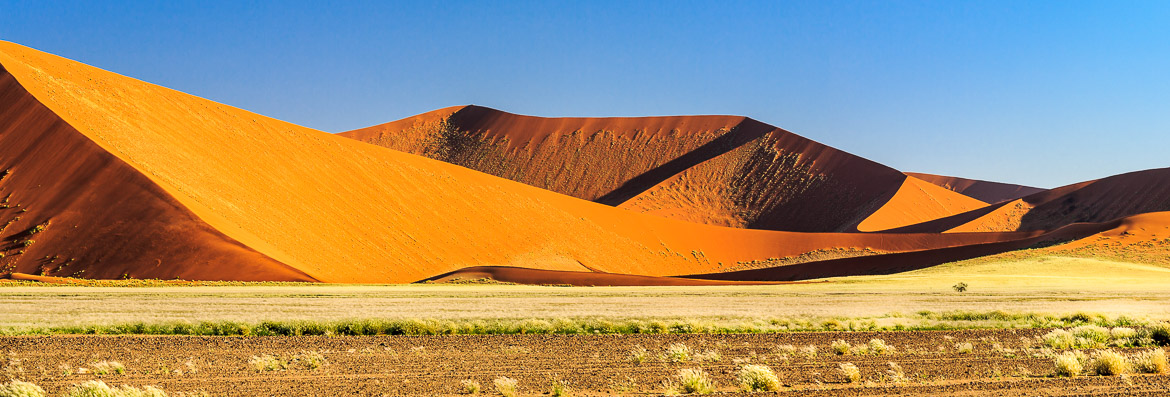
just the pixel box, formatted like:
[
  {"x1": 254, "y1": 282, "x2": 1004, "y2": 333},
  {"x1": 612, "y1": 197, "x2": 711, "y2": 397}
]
[{"x1": 2, "y1": 1, "x2": 1167, "y2": 188}]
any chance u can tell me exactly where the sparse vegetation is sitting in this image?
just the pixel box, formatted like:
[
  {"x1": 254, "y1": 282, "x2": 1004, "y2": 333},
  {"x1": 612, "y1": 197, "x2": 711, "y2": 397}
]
[
  {"x1": 736, "y1": 364, "x2": 781, "y2": 392},
  {"x1": 694, "y1": 349, "x2": 721, "y2": 362},
  {"x1": 493, "y1": 377, "x2": 518, "y2": 397},
  {"x1": 1129, "y1": 349, "x2": 1168, "y2": 374},
  {"x1": 292, "y1": 351, "x2": 325, "y2": 370},
  {"x1": 831, "y1": 340, "x2": 851, "y2": 355},
  {"x1": 1053, "y1": 351, "x2": 1083, "y2": 377},
  {"x1": 868, "y1": 338, "x2": 892, "y2": 355},
  {"x1": 628, "y1": 345, "x2": 648, "y2": 363},
  {"x1": 460, "y1": 379, "x2": 481, "y2": 394},
  {"x1": 952, "y1": 282, "x2": 968, "y2": 292},
  {"x1": 92, "y1": 361, "x2": 126, "y2": 375},
  {"x1": 838, "y1": 362, "x2": 861, "y2": 383},
  {"x1": 664, "y1": 343, "x2": 692, "y2": 362},
  {"x1": 955, "y1": 342, "x2": 974, "y2": 354},
  {"x1": 1088, "y1": 350, "x2": 1129, "y2": 376},
  {"x1": 885, "y1": 362, "x2": 906, "y2": 382},
  {"x1": 63, "y1": 381, "x2": 167, "y2": 397},
  {"x1": 667, "y1": 369, "x2": 714, "y2": 395},
  {"x1": 247, "y1": 355, "x2": 286, "y2": 372},
  {"x1": 549, "y1": 379, "x2": 570, "y2": 397},
  {"x1": 0, "y1": 380, "x2": 45, "y2": 397}
]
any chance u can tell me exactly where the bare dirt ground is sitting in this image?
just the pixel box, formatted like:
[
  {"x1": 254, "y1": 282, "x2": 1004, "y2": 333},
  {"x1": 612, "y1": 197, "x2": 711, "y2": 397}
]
[{"x1": 2, "y1": 331, "x2": 1167, "y2": 396}]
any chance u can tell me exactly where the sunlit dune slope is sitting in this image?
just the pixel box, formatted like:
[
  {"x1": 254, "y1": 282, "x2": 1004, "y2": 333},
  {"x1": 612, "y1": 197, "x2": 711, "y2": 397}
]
[
  {"x1": 906, "y1": 172, "x2": 1045, "y2": 204},
  {"x1": 343, "y1": 107, "x2": 983, "y2": 232},
  {"x1": 0, "y1": 41, "x2": 1032, "y2": 283},
  {"x1": 855, "y1": 175, "x2": 987, "y2": 232},
  {"x1": 893, "y1": 168, "x2": 1170, "y2": 233}
]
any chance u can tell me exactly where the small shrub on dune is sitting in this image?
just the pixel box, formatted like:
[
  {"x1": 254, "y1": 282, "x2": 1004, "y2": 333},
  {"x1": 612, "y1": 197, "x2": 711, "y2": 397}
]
[
  {"x1": 459, "y1": 379, "x2": 480, "y2": 394},
  {"x1": 1129, "y1": 349, "x2": 1169, "y2": 374},
  {"x1": 0, "y1": 380, "x2": 46, "y2": 397},
  {"x1": 831, "y1": 340, "x2": 851, "y2": 355},
  {"x1": 1088, "y1": 350, "x2": 1129, "y2": 376},
  {"x1": 91, "y1": 361, "x2": 125, "y2": 375},
  {"x1": 665, "y1": 343, "x2": 692, "y2": 362},
  {"x1": 493, "y1": 377, "x2": 518, "y2": 397},
  {"x1": 868, "y1": 339, "x2": 892, "y2": 355},
  {"x1": 671, "y1": 369, "x2": 714, "y2": 394},
  {"x1": 1042, "y1": 329, "x2": 1076, "y2": 349},
  {"x1": 736, "y1": 364, "x2": 781, "y2": 392},
  {"x1": 628, "y1": 345, "x2": 648, "y2": 363},
  {"x1": 838, "y1": 362, "x2": 861, "y2": 383},
  {"x1": 1053, "y1": 351, "x2": 1083, "y2": 377}
]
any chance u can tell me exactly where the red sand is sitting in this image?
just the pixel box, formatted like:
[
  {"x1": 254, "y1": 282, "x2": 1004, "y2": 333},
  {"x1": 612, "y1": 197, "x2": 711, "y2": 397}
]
[
  {"x1": 343, "y1": 106, "x2": 985, "y2": 232},
  {"x1": 906, "y1": 172, "x2": 1045, "y2": 204},
  {"x1": 3, "y1": 40, "x2": 1169, "y2": 285}
]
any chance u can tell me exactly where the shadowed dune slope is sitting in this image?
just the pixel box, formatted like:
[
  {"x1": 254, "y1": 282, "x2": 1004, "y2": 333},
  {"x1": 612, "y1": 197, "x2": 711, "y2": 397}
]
[
  {"x1": 907, "y1": 172, "x2": 1045, "y2": 204},
  {"x1": 342, "y1": 107, "x2": 983, "y2": 232},
  {"x1": 893, "y1": 168, "x2": 1170, "y2": 233},
  {"x1": 0, "y1": 65, "x2": 313, "y2": 281},
  {"x1": 0, "y1": 41, "x2": 1038, "y2": 283}
]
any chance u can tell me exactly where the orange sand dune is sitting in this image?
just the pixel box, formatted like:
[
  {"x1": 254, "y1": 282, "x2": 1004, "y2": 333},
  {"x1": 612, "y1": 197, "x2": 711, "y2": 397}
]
[
  {"x1": 0, "y1": 41, "x2": 1046, "y2": 283},
  {"x1": 855, "y1": 175, "x2": 987, "y2": 232},
  {"x1": 894, "y1": 169, "x2": 1170, "y2": 234},
  {"x1": 343, "y1": 107, "x2": 983, "y2": 232},
  {"x1": 907, "y1": 172, "x2": 1045, "y2": 204},
  {"x1": 422, "y1": 266, "x2": 785, "y2": 286}
]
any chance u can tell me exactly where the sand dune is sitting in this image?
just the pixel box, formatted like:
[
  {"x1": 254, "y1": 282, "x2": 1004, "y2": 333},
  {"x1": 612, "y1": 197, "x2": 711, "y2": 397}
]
[
  {"x1": 2, "y1": 40, "x2": 1168, "y2": 285},
  {"x1": 907, "y1": 172, "x2": 1045, "y2": 204},
  {"x1": 343, "y1": 106, "x2": 984, "y2": 232}
]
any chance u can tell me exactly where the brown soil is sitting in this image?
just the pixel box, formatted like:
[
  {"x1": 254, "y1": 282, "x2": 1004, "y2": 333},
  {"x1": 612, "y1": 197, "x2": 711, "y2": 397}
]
[{"x1": 2, "y1": 331, "x2": 1166, "y2": 396}]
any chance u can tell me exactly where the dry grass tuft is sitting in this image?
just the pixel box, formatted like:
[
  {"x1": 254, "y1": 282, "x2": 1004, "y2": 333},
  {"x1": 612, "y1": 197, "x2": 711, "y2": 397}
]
[
  {"x1": 493, "y1": 377, "x2": 518, "y2": 397},
  {"x1": 736, "y1": 364, "x2": 781, "y2": 392},
  {"x1": 838, "y1": 362, "x2": 861, "y2": 383},
  {"x1": 664, "y1": 343, "x2": 692, "y2": 362},
  {"x1": 1088, "y1": 350, "x2": 1129, "y2": 376},
  {"x1": 1129, "y1": 349, "x2": 1169, "y2": 374},
  {"x1": 0, "y1": 380, "x2": 45, "y2": 397},
  {"x1": 1053, "y1": 351, "x2": 1083, "y2": 377},
  {"x1": 831, "y1": 340, "x2": 851, "y2": 355},
  {"x1": 459, "y1": 379, "x2": 480, "y2": 394}
]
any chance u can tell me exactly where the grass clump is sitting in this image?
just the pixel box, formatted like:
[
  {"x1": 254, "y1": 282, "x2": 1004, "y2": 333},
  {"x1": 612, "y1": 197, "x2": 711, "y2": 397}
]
[
  {"x1": 954, "y1": 342, "x2": 974, "y2": 354},
  {"x1": 830, "y1": 340, "x2": 851, "y2": 355},
  {"x1": 694, "y1": 350, "x2": 721, "y2": 362},
  {"x1": 736, "y1": 364, "x2": 781, "y2": 392},
  {"x1": 292, "y1": 351, "x2": 326, "y2": 370},
  {"x1": 885, "y1": 362, "x2": 906, "y2": 382},
  {"x1": 247, "y1": 355, "x2": 286, "y2": 373},
  {"x1": 62, "y1": 381, "x2": 167, "y2": 397},
  {"x1": 838, "y1": 362, "x2": 861, "y2": 383},
  {"x1": 549, "y1": 379, "x2": 570, "y2": 397},
  {"x1": 667, "y1": 369, "x2": 714, "y2": 395},
  {"x1": 1042, "y1": 329, "x2": 1076, "y2": 349},
  {"x1": 629, "y1": 345, "x2": 648, "y2": 363},
  {"x1": 664, "y1": 343, "x2": 692, "y2": 362},
  {"x1": 0, "y1": 380, "x2": 46, "y2": 397},
  {"x1": 493, "y1": 377, "x2": 518, "y2": 397},
  {"x1": 1053, "y1": 351, "x2": 1084, "y2": 377},
  {"x1": 1129, "y1": 349, "x2": 1169, "y2": 374},
  {"x1": 91, "y1": 361, "x2": 126, "y2": 375},
  {"x1": 459, "y1": 379, "x2": 480, "y2": 394},
  {"x1": 1088, "y1": 350, "x2": 1129, "y2": 376},
  {"x1": 868, "y1": 339, "x2": 892, "y2": 355},
  {"x1": 1071, "y1": 325, "x2": 1111, "y2": 348}
]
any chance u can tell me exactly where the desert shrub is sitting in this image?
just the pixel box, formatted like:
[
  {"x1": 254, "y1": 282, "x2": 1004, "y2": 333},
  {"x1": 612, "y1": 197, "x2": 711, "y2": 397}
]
[
  {"x1": 1088, "y1": 350, "x2": 1129, "y2": 376},
  {"x1": 247, "y1": 355, "x2": 285, "y2": 372},
  {"x1": 694, "y1": 350, "x2": 721, "y2": 362},
  {"x1": 63, "y1": 381, "x2": 116, "y2": 397},
  {"x1": 830, "y1": 340, "x2": 851, "y2": 355},
  {"x1": 91, "y1": 361, "x2": 125, "y2": 375},
  {"x1": 954, "y1": 342, "x2": 974, "y2": 354},
  {"x1": 868, "y1": 339, "x2": 892, "y2": 355},
  {"x1": 736, "y1": 364, "x2": 781, "y2": 392},
  {"x1": 550, "y1": 379, "x2": 569, "y2": 397},
  {"x1": 459, "y1": 379, "x2": 480, "y2": 394},
  {"x1": 885, "y1": 362, "x2": 906, "y2": 382},
  {"x1": 629, "y1": 345, "x2": 648, "y2": 363},
  {"x1": 665, "y1": 343, "x2": 692, "y2": 362},
  {"x1": 952, "y1": 282, "x2": 968, "y2": 292},
  {"x1": 0, "y1": 380, "x2": 46, "y2": 397},
  {"x1": 1129, "y1": 349, "x2": 1169, "y2": 374},
  {"x1": 1151, "y1": 323, "x2": 1170, "y2": 346},
  {"x1": 292, "y1": 351, "x2": 325, "y2": 370},
  {"x1": 1053, "y1": 351, "x2": 1083, "y2": 377},
  {"x1": 1042, "y1": 329, "x2": 1076, "y2": 349},
  {"x1": 838, "y1": 362, "x2": 861, "y2": 383},
  {"x1": 1071, "y1": 325, "x2": 1111, "y2": 348},
  {"x1": 493, "y1": 377, "x2": 518, "y2": 397},
  {"x1": 672, "y1": 369, "x2": 714, "y2": 394}
]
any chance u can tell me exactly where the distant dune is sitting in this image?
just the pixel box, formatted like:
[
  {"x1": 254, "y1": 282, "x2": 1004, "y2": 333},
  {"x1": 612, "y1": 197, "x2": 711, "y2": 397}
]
[
  {"x1": 2, "y1": 40, "x2": 1168, "y2": 285},
  {"x1": 906, "y1": 172, "x2": 1045, "y2": 204},
  {"x1": 342, "y1": 106, "x2": 985, "y2": 232}
]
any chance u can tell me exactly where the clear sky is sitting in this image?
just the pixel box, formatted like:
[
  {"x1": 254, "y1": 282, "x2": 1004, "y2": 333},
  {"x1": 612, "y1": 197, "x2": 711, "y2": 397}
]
[{"x1": 3, "y1": 1, "x2": 1167, "y2": 188}]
